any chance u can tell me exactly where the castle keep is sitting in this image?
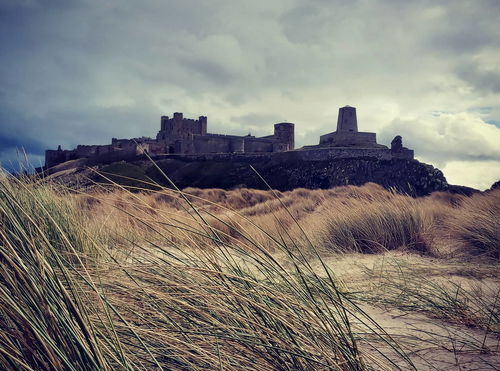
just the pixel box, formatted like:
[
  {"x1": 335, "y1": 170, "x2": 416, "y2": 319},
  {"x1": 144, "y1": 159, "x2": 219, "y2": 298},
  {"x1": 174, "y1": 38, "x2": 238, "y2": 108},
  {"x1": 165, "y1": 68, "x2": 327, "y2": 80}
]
[
  {"x1": 45, "y1": 114, "x2": 295, "y2": 168},
  {"x1": 156, "y1": 113, "x2": 294, "y2": 154},
  {"x1": 45, "y1": 106, "x2": 413, "y2": 168},
  {"x1": 319, "y1": 106, "x2": 380, "y2": 147}
]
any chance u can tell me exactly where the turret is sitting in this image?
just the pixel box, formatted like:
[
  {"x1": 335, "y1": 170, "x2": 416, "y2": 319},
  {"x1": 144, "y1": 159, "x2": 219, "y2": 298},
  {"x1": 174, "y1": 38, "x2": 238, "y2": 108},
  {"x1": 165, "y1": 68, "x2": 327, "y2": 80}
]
[
  {"x1": 160, "y1": 116, "x2": 169, "y2": 131},
  {"x1": 336, "y1": 106, "x2": 358, "y2": 132},
  {"x1": 274, "y1": 122, "x2": 295, "y2": 150},
  {"x1": 391, "y1": 135, "x2": 403, "y2": 152},
  {"x1": 199, "y1": 116, "x2": 207, "y2": 135}
]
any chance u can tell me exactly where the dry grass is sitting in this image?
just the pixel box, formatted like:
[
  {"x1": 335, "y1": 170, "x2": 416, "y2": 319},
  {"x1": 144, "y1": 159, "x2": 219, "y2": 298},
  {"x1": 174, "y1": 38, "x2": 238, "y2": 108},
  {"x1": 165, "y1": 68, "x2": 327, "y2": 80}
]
[
  {"x1": 1, "y1": 168, "x2": 499, "y2": 370},
  {"x1": 1, "y1": 173, "x2": 417, "y2": 370},
  {"x1": 446, "y1": 190, "x2": 500, "y2": 259},
  {"x1": 78, "y1": 182, "x2": 500, "y2": 261}
]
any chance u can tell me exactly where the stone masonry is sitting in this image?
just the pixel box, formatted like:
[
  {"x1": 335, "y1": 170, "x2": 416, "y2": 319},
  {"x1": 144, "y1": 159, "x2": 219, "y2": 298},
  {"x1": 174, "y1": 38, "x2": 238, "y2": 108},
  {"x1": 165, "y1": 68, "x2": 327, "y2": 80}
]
[
  {"x1": 155, "y1": 112, "x2": 294, "y2": 154},
  {"x1": 44, "y1": 106, "x2": 413, "y2": 168}
]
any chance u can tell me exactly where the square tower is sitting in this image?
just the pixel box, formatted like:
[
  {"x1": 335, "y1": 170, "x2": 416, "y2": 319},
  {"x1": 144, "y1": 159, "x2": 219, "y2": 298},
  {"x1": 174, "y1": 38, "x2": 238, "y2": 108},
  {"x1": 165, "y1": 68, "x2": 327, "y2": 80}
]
[{"x1": 336, "y1": 106, "x2": 358, "y2": 132}]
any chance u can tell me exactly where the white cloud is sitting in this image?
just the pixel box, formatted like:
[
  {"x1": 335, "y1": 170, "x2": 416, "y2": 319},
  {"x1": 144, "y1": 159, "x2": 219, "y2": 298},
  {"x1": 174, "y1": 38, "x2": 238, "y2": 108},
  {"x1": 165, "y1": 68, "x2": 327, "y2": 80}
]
[
  {"x1": 442, "y1": 160, "x2": 500, "y2": 190},
  {"x1": 378, "y1": 112, "x2": 500, "y2": 188},
  {"x1": 380, "y1": 112, "x2": 500, "y2": 163}
]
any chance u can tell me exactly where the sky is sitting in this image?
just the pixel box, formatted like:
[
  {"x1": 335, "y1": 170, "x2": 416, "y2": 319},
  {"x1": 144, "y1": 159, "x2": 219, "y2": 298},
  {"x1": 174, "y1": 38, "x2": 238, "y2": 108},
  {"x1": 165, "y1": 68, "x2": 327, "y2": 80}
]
[{"x1": 1, "y1": 0, "x2": 499, "y2": 190}]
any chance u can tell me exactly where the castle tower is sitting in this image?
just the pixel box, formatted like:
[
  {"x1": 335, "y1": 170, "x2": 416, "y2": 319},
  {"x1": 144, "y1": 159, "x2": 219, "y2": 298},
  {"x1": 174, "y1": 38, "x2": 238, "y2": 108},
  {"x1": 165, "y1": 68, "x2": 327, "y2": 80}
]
[
  {"x1": 336, "y1": 106, "x2": 358, "y2": 132},
  {"x1": 274, "y1": 122, "x2": 295, "y2": 150},
  {"x1": 199, "y1": 116, "x2": 207, "y2": 135},
  {"x1": 160, "y1": 116, "x2": 169, "y2": 131}
]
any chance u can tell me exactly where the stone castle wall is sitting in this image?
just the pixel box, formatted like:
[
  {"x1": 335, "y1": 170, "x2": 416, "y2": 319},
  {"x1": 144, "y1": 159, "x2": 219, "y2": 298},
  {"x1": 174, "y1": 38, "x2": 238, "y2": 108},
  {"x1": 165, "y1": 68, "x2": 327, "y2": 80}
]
[
  {"x1": 154, "y1": 114, "x2": 294, "y2": 155},
  {"x1": 44, "y1": 106, "x2": 413, "y2": 169},
  {"x1": 45, "y1": 149, "x2": 74, "y2": 168},
  {"x1": 319, "y1": 131, "x2": 377, "y2": 146},
  {"x1": 45, "y1": 138, "x2": 155, "y2": 168},
  {"x1": 150, "y1": 146, "x2": 413, "y2": 163},
  {"x1": 193, "y1": 134, "x2": 243, "y2": 153}
]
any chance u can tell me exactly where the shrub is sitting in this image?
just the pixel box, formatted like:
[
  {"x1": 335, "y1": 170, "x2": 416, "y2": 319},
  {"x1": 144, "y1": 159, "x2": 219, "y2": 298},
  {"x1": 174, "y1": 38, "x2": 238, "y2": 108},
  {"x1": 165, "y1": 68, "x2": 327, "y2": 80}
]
[
  {"x1": 446, "y1": 189, "x2": 500, "y2": 260},
  {"x1": 313, "y1": 196, "x2": 433, "y2": 253}
]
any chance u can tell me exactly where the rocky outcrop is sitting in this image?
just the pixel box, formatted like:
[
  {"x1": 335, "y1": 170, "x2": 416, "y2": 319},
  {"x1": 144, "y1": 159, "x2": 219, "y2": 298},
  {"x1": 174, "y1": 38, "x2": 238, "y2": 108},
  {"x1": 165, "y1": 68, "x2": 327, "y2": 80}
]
[
  {"x1": 44, "y1": 153, "x2": 457, "y2": 196},
  {"x1": 140, "y1": 157, "x2": 446, "y2": 196}
]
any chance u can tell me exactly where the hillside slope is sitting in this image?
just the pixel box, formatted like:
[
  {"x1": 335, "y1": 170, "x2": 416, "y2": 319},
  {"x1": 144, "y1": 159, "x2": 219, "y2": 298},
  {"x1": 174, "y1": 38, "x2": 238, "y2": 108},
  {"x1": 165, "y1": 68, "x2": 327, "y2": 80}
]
[{"x1": 44, "y1": 154, "x2": 474, "y2": 196}]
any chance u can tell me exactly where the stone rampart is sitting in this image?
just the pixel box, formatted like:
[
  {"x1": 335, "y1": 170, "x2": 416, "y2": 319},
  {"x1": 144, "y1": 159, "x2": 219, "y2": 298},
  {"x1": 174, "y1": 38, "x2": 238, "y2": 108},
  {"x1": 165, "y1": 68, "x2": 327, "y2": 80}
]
[
  {"x1": 44, "y1": 106, "x2": 414, "y2": 168},
  {"x1": 293, "y1": 147, "x2": 393, "y2": 161},
  {"x1": 244, "y1": 138, "x2": 275, "y2": 152},
  {"x1": 319, "y1": 131, "x2": 377, "y2": 146},
  {"x1": 149, "y1": 147, "x2": 394, "y2": 163},
  {"x1": 193, "y1": 135, "x2": 237, "y2": 153}
]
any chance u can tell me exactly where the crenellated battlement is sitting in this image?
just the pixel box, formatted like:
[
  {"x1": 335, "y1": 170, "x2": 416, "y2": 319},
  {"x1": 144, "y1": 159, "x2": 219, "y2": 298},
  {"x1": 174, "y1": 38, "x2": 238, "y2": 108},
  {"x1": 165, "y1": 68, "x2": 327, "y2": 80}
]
[
  {"x1": 44, "y1": 106, "x2": 413, "y2": 169},
  {"x1": 155, "y1": 113, "x2": 294, "y2": 155}
]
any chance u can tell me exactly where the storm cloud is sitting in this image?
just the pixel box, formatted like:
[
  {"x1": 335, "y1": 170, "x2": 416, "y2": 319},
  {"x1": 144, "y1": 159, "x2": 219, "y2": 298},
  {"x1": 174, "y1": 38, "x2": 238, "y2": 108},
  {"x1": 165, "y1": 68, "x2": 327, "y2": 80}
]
[{"x1": 1, "y1": 0, "x2": 499, "y2": 188}]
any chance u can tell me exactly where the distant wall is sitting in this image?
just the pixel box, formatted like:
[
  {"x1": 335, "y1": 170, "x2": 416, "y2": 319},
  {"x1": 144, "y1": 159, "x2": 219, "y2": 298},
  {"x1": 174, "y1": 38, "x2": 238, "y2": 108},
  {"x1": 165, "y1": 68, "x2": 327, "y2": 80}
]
[
  {"x1": 193, "y1": 135, "x2": 233, "y2": 153},
  {"x1": 46, "y1": 142, "x2": 142, "y2": 168},
  {"x1": 75, "y1": 144, "x2": 120, "y2": 157},
  {"x1": 151, "y1": 147, "x2": 396, "y2": 163},
  {"x1": 319, "y1": 131, "x2": 377, "y2": 146},
  {"x1": 192, "y1": 134, "x2": 279, "y2": 154},
  {"x1": 45, "y1": 149, "x2": 75, "y2": 168},
  {"x1": 143, "y1": 142, "x2": 165, "y2": 155},
  {"x1": 111, "y1": 139, "x2": 138, "y2": 152},
  {"x1": 244, "y1": 138, "x2": 275, "y2": 152},
  {"x1": 294, "y1": 147, "x2": 393, "y2": 161},
  {"x1": 48, "y1": 146, "x2": 409, "y2": 170},
  {"x1": 392, "y1": 148, "x2": 414, "y2": 160}
]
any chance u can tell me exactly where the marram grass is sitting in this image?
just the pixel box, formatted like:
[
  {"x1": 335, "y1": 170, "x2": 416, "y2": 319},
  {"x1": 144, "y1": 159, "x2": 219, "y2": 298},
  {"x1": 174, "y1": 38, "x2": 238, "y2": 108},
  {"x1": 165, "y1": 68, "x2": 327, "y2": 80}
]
[
  {"x1": 0, "y1": 170, "x2": 416, "y2": 370},
  {"x1": 2, "y1": 167, "x2": 499, "y2": 369}
]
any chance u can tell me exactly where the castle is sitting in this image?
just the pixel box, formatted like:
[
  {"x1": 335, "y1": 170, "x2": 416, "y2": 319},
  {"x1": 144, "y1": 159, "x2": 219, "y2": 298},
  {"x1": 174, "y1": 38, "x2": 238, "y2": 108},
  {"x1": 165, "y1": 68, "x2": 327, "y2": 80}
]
[
  {"x1": 45, "y1": 106, "x2": 413, "y2": 168},
  {"x1": 156, "y1": 113, "x2": 294, "y2": 154}
]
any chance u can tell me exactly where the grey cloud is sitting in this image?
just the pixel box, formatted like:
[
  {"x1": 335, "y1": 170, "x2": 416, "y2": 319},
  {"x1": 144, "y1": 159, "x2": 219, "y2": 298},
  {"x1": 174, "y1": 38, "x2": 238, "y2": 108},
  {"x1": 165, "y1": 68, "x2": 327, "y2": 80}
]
[
  {"x1": 456, "y1": 63, "x2": 500, "y2": 94},
  {"x1": 233, "y1": 113, "x2": 284, "y2": 126},
  {"x1": 0, "y1": 102, "x2": 161, "y2": 157},
  {"x1": 0, "y1": 133, "x2": 45, "y2": 157},
  {"x1": 228, "y1": 112, "x2": 285, "y2": 136},
  {"x1": 429, "y1": 1, "x2": 500, "y2": 52},
  {"x1": 280, "y1": 2, "x2": 334, "y2": 44},
  {"x1": 183, "y1": 59, "x2": 236, "y2": 85},
  {"x1": 1, "y1": 0, "x2": 500, "y2": 188}
]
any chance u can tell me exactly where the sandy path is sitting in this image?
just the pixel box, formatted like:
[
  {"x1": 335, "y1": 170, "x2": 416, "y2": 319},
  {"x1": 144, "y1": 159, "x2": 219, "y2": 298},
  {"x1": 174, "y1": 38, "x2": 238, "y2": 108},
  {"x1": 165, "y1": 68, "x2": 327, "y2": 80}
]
[
  {"x1": 306, "y1": 252, "x2": 500, "y2": 370},
  {"x1": 358, "y1": 304, "x2": 499, "y2": 370}
]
